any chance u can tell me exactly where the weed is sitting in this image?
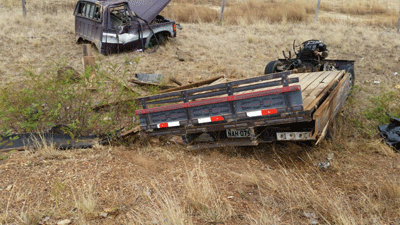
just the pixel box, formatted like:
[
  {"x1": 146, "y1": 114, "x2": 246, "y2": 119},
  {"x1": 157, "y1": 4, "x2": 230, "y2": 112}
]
[
  {"x1": 364, "y1": 89, "x2": 400, "y2": 125},
  {"x1": 0, "y1": 64, "x2": 138, "y2": 137},
  {"x1": 0, "y1": 150, "x2": 14, "y2": 161}
]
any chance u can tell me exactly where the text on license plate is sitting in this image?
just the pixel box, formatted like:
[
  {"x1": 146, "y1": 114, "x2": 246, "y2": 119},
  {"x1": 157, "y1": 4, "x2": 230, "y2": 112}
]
[{"x1": 226, "y1": 129, "x2": 251, "y2": 138}]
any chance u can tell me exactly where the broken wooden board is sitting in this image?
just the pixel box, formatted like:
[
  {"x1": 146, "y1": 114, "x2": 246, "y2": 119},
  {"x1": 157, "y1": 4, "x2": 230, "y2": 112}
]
[
  {"x1": 312, "y1": 73, "x2": 352, "y2": 140},
  {"x1": 170, "y1": 78, "x2": 182, "y2": 86},
  {"x1": 119, "y1": 125, "x2": 141, "y2": 138},
  {"x1": 129, "y1": 78, "x2": 176, "y2": 90},
  {"x1": 160, "y1": 76, "x2": 224, "y2": 93}
]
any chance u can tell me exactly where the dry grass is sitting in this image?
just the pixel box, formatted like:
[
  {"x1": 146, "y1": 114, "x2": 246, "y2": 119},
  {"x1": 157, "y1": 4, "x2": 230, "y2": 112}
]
[
  {"x1": 1, "y1": 0, "x2": 400, "y2": 224},
  {"x1": 185, "y1": 163, "x2": 233, "y2": 223},
  {"x1": 320, "y1": 0, "x2": 392, "y2": 15},
  {"x1": 163, "y1": 4, "x2": 219, "y2": 23},
  {"x1": 224, "y1": 0, "x2": 313, "y2": 24},
  {"x1": 25, "y1": 134, "x2": 65, "y2": 160}
]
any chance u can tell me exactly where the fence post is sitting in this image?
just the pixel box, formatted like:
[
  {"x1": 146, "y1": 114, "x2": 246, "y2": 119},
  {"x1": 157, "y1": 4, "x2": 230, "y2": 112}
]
[
  {"x1": 314, "y1": 0, "x2": 321, "y2": 21},
  {"x1": 397, "y1": 9, "x2": 400, "y2": 33},
  {"x1": 22, "y1": 0, "x2": 26, "y2": 17},
  {"x1": 219, "y1": 0, "x2": 225, "y2": 22}
]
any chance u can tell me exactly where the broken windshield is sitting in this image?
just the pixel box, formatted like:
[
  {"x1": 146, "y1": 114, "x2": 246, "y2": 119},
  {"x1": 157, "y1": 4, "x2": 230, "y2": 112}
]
[{"x1": 110, "y1": 4, "x2": 135, "y2": 28}]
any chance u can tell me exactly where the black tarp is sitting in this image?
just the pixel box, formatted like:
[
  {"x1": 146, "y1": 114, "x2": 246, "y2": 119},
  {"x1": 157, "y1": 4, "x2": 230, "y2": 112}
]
[
  {"x1": 0, "y1": 133, "x2": 100, "y2": 151},
  {"x1": 378, "y1": 116, "x2": 400, "y2": 150}
]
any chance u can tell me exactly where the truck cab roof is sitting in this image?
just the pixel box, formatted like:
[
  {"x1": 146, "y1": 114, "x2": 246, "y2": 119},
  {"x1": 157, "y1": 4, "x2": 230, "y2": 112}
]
[{"x1": 78, "y1": 0, "x2": 171, "y2": 22}]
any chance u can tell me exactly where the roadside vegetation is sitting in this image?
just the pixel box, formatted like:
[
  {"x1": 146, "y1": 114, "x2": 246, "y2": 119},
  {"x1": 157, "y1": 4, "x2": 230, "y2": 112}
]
[{"x1": 1, "y1": 0, "x2": 400, "y2": 224}]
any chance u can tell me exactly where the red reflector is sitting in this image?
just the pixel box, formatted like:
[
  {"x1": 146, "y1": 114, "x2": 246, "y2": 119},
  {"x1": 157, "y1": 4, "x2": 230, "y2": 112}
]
[
  {"x1": 173, "y1": 24, "x2": 176, "y2": 31},
  {"x1": 159, "y1": 123, "x2": 168, "y2": 128},
  {"x1": 261, "y1": 108, "x2": 277, "y2": 115},
  {"x1": 210, "y1": 116, "x2": 224, "y2": 122}
]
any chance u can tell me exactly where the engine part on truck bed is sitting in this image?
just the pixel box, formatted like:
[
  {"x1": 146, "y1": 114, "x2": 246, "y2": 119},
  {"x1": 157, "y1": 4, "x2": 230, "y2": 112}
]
[{"x1": 264, "y1": 40, "x2": 355, "y2": 87}]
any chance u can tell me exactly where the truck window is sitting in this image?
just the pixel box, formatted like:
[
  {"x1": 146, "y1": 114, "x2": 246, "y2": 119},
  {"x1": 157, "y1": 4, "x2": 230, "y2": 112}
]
[
  {"x1": 84, "y1": 3, "x2": 92, "y2": 17},
  {"x1": 94, "y1": 5, "x2": 101, "y2": 21},
  {"x1": 74, "y1": 2, "x2": 86, "y2": 16},
  {"x1": 88, "y1": 4, "x2": 95, "y2": 19}
]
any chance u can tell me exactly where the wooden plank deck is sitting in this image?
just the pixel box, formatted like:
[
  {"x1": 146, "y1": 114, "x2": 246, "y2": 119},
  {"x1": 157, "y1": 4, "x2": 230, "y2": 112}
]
[{"x1": 290, "y1": 70, "x2": 345, "y2": 111}]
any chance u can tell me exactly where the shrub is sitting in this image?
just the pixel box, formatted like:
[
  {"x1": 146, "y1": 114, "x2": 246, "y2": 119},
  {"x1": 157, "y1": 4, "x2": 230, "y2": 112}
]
[{"x1": 0, "y1": 65, "x2": 139, "y2": 137}]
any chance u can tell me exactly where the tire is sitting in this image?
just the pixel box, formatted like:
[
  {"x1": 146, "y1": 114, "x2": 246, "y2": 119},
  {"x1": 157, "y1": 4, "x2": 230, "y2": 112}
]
[
  {"x1": 264, "y1": 60, "x2": 283, "y2": 74},
  {"x1": 337, "y1": 64, "x2": 355, "y2": 87},
  {"x1": 149, "y1": 33, "x2": 167, "y2": 48}
]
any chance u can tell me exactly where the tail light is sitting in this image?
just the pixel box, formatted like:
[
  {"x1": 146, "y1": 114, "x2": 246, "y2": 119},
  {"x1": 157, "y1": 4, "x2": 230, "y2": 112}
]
[{"x1": 173, "y1": 23, "x2": 176, "y2": 32}]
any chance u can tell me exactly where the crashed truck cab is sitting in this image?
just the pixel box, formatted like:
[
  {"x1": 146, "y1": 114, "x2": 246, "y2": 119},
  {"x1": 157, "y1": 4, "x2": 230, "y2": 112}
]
[{"x1": 74, "y1": 0, "x2": 176, "y2": 54}]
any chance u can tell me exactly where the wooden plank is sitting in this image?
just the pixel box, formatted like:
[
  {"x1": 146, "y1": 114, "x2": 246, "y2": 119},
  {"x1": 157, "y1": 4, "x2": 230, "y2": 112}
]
[
  {"x1": 170, "y1": 78, "x2": 182, "y2": 86},
  {"x1": 160, "y1": 76, "x2": 224, "y2": 93},
  {"x1": 82, "y1": 56, "x2": 95, "y2": 71},
  {"x1": 130, "y1": 78, "x2": 176, "y2": 90},
  {"x1": 299, "y1": 71, "x2": 330, "y2": 95},
  {"x1": 312, "y1": 73, "x2": 351, "y2": 139},
  {"x1": 82, "y1": 44, "x2": 93, "y2": 56},
  {"x1": 304, "y1": 71, "x2": 345, "y2": 111},
  {"x1": 119, "y1": 125, "x2": 140, "y2": 138},
  {"x1": 301, "y1": 71, "x2": 339, "y2": 103},
  {"x1": 208, "y1": 77, "x2": 227, "y2": 85},
  {"x1": 293, "y1": 72, "x2": 313, "y2": 82}
]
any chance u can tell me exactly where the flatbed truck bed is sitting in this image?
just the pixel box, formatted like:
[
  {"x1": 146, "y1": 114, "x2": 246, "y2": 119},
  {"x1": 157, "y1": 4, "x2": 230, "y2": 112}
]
[{"x1": 135, "y1": 69, "x2": 353, "y2": 149}]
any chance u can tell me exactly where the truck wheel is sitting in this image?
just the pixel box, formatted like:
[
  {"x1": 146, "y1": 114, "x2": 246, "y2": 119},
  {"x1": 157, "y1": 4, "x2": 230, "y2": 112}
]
[
  {"x1": 264, "y1": 60, "x2": 283, "y2": 74},
  {"x1": 149, "y1": 33, "x2": 167, "y2": 48},
  {"x1": 338, "y1": 65, "x2": 355, "y2": 87}
]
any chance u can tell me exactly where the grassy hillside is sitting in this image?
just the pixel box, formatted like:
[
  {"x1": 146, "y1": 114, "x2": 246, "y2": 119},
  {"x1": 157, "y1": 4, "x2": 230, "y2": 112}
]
[{"x1": 1, "y1": 0, "x2": 400, "y2": 224}]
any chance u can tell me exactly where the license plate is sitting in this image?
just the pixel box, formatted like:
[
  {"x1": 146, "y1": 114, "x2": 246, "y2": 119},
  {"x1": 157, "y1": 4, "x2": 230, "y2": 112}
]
[{"x1": 226, "y1": 129, "x2": 251, "y2": 138}]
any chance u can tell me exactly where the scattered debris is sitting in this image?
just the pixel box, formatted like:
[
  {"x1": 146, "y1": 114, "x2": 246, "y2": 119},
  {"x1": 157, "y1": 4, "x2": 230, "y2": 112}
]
[
  {"x1": 129, "y1": 73, "x2": 175, "y2": 89},
  {"x1": 100, "y1": 212, "x2": 108, "y2": 218},
  {"x1": 103, "y1": 207, "x2": 119, "y2": 217},
  {"x1": 374, "y1": 81, "x2": 380, "y2": 84},
  {"x1": 5, "y1": 184, "x2": 13, "y2": 191},
  {"x1": 41, "y1": 216, "x2": 50, "y2": 224},
  {"x1": 227, "y1": 196, "x2": 234, "y2": 199},
  {"x1": 303, "y1": 212, "x2": 318, "y2": 225},
  {"x1": 318, "y1": 153, "x2": 333, "y2": 170},
  {"x1": 129, "y1": 78, "x2": 176, "y2": 90},
  {"x1": 119, "y1": 126, "x2": 141, "y2": 139},
  {"x1": 160, "y1": 76, "x2": 224, "y2": 93},
  {"x1": 378, "y1": 114, "x2": 400, "y2": 150},
  {"x1": 318, "y1": 161, "x2": 330, "y2": 170},
  {"x1": 170, "y1": 77, "x2": 182, "y2": 86},
  {"x1": 394, "y1": 72, "x2": 398, "y2": 76},
  {"x1": 57, "y1": 219, "x2": 72, "y2": 225},
  {"x1": 135, "y1": 73, "x2": 164, "y2": 83}
]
